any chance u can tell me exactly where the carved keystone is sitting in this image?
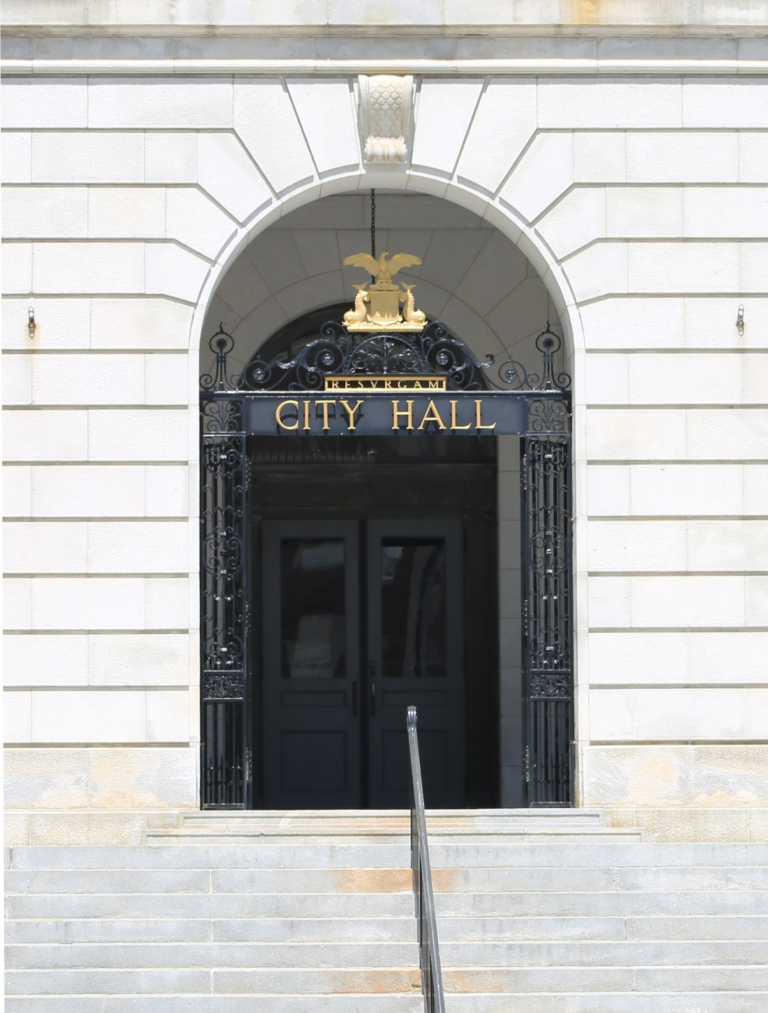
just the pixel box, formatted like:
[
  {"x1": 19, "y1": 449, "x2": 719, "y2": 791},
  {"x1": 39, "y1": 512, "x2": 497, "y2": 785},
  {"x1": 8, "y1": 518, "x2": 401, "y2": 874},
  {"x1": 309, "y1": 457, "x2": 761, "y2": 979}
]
[{"x1": 358, "y1": 75, "x2": 414, "y2": 164}]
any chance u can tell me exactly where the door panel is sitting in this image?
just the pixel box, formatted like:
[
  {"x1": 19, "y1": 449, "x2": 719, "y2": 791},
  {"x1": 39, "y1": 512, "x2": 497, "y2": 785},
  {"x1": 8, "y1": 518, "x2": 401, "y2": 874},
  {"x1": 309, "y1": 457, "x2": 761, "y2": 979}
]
[
  {"x1": 263, "y1": 521, "x2": 361, "y2": 807},
  {"x1": 366, "y1": 520, "x2": 465, "y2": 808}
]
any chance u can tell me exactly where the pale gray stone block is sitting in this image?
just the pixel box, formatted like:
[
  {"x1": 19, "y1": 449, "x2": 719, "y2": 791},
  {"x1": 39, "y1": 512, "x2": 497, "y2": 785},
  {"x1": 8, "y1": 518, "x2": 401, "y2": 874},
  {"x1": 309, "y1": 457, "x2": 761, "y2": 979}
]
[
  {"x1": 433, "y1": 891, "x2": 766, "y2": 917},
  {"x1": 627, "y1": 915, "x2": 768, "y2": 941},
  {"x1": 438, "y1": 938, "x2": 768, "y2": 967},
  {"x1": 6, "y1": 892, "x2": 413, "y2": 921},
  {"x1": 212, "y1": 916, "x2": 415, "y2": 942},
  {"x1": 7, "y1": 941, "x2": 420, "y2": 971},
  {"x1": 5, "y1": 868, "x2": 210, "y2": 895},
  {"x1": 5, "y1": 998, "x2": 423, "y2": 1013},
  {"x1": 5, "y1": 968, "x2": 211, "y2": 995},
  {"x1": 400, "y1": 996, "x2": 766, "y2": 1013},
  {"x1": 5, "y1": 918, "x2": 211, "y2": 944}
]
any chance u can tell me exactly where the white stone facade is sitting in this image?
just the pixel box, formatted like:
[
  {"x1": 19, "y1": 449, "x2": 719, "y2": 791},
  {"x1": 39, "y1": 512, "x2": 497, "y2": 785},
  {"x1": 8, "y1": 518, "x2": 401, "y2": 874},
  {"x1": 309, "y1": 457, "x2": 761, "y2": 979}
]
[{"x1": 3, "y1": 2, "x2": 768, "y2": 843}]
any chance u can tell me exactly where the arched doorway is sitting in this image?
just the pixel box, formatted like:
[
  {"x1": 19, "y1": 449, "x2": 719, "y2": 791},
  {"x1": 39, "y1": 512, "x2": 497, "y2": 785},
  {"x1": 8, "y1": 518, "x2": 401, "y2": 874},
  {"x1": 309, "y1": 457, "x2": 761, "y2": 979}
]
[{"x1": 199, "y1": 191, "x2": 573, "y2": 811}]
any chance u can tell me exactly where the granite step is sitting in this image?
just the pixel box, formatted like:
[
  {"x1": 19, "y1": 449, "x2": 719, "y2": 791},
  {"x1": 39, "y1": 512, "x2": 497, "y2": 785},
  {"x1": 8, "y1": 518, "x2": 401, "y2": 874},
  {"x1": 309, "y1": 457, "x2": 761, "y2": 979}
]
[
  {"x1": 4, "y1": 999, "x2": 768, "y2": 1013},
  {"x1": 16, "y1": 840, "x2": 768, "y2": 870},
  {"x1": 147, "y1": 807, "x2": 645, "y2": 844},
  {"x1": 10, "y1": 913, "x2": 767, "y2": 944},
  {"x1": 7, "y1": 938, "x2": 765, "y2": 970},
  {"x1": 6, "y1": 837, "x2": 768, "y2": 1011}
]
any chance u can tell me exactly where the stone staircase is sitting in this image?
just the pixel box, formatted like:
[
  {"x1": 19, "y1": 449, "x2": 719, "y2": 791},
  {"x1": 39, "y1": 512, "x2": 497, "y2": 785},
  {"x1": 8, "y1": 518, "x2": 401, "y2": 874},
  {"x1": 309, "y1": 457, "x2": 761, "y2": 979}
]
[{"x1": 5, "y1": 810, "x2": 768, "y2": 1011}]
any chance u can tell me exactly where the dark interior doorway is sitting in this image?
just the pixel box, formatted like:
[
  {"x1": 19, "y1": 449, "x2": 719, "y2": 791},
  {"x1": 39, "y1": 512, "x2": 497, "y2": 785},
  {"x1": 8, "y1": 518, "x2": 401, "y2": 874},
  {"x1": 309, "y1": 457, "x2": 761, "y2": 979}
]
[{"x1": 249, "y1": 435, "x2": 499, "y2": 808}]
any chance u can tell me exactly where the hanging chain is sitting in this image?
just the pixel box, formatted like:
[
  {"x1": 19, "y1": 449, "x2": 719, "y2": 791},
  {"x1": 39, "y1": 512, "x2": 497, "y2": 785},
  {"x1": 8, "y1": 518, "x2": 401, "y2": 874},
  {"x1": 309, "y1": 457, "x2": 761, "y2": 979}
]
[
  {"x1": 370, "y1": 188, "x2": 376, "y2": 259},
  {"x1": 370, "y1": 188, "x2": 376, "y2": 284}
]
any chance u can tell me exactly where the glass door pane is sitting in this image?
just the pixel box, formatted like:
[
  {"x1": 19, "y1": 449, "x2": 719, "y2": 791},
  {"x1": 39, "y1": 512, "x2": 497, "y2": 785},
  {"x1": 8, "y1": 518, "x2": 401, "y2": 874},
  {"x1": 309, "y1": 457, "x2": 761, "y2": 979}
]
[
  {"x1": 367, "y1": 520, "x2": 465, "y2": 808},
  {"x1": 381, "y1": 539, "x2": 447, "y2": 679},
  {"x1": 263, "y1": 521, "x2": 361, "y2": 808},
  {"x1": 280, "y1": 539, "x2": 347, "y2": 680}
]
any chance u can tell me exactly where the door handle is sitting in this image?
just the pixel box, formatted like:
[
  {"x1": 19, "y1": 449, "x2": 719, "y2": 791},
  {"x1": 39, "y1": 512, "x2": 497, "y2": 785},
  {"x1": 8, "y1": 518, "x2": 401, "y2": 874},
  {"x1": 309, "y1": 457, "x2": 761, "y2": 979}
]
[
  {"x1": 352, "y1": 681, "x2": 358, "y2": 716},
  {"x1": 370, "y1": 660, "x2": 376, "y2": 715}
]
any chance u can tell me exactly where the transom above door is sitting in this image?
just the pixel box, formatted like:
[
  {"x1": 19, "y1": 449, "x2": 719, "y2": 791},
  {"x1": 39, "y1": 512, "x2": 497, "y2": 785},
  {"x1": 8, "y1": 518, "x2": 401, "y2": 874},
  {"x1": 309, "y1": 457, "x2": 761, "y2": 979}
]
[{"x1": 262, "y1": 518, "x2": 464, "y2": 808}]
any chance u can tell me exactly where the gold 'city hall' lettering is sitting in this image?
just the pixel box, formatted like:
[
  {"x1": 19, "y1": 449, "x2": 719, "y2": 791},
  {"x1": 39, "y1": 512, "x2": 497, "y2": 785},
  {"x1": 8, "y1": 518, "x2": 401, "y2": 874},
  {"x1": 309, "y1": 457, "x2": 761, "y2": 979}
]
[
  {"x1": 391, "y1": 398, "x2": 496, "y2": 431},
  {"x1": 391, "y1": 400, "x2": 414, "y2": 430},
  {"x1": 475, "y1": 399, "x2": 496, "y2": 430},
  {"x1": 314, "y1": 399, "x2": 335, "y2": 430},
  {"x1": 275, "y1": 400, "x2": 300, "y2": 430},
  {"x1": 340, "y1": 399, "x2": 364, "y2": 430},
  {"x1": 451, "y1": 399, "x2": 471, "y2": 430},
  {"x1": 276, "y1": 397, "x2": 497, "y2": 432},
  {"x1": 418, "y1": 400, "x2": 446, "y2": 430}
]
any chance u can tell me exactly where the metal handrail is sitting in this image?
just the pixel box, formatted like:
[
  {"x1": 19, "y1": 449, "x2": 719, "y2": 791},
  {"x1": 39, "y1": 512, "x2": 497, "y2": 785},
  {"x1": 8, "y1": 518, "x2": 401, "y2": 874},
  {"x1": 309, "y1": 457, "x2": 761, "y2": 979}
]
[{"x1": 407, "y1": 706, "x2": 446, "y2": 1013}]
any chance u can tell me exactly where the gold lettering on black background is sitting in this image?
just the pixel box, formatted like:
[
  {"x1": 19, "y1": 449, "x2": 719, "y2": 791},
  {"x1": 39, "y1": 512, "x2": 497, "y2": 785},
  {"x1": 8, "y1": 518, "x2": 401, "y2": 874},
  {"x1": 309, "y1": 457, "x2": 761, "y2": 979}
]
[
  {"x1": 418, "y1": 400, "x2": 447, "y2": 430},
  {"x1": 450, "y1": 400, "x2": 471, "y2": 430},
  {"x1": 391, "y1": 400, "x2": 414, "y2": 430},
  {"x1": 475, "y1": 399, "x2": 496, "y2": 430},
  {"x1": 275, "y1": 400, "x2": 300, "y2": 430},
  {"x1": 340, "y1": 399, "x2": 364, "y2": 429},
  {"x1": 275, "y1": 395, "x2": 499, "y2": 433},
  {"x1": 314, "y1": 399, "x2": 335, "y2": 430}
]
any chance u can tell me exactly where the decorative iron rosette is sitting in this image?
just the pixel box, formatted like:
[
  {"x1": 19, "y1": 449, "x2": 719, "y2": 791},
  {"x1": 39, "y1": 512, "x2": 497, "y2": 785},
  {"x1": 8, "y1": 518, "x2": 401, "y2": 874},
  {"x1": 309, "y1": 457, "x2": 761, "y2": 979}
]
[{"x1": 202, "y1": 670, "x2": 245, "y2": 700}]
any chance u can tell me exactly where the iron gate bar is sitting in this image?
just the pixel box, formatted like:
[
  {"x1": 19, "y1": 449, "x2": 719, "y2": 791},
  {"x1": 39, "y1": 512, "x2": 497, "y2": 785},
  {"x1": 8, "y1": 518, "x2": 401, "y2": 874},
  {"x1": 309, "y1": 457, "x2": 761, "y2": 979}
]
[
  {"x1": 200, "y1": 398, "x2": 251, "y2": 808},
  {"x1": 199, "y1": 320, "x2": 573, "y2": 810},
  {"x1": 521, "y1": 433, "x2": 573, "y2": 806}
]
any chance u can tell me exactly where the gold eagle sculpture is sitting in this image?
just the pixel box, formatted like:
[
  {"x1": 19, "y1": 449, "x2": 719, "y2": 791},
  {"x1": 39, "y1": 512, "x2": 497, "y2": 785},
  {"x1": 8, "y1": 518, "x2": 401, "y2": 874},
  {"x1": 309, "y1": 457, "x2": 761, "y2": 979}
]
[{"x1": 343, "y1": 251, "x2": 422, "y2": 282}]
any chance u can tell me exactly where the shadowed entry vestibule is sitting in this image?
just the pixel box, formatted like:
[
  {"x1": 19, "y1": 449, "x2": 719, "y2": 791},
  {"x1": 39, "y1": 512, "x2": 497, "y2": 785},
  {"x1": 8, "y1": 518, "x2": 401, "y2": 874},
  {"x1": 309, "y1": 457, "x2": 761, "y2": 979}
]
[
  {"x1": 200, "y1": 317, "x2": 573, "y2": 811},
  {"x1": 257, "y1": 437, "x2": 497, "y2": 810}
]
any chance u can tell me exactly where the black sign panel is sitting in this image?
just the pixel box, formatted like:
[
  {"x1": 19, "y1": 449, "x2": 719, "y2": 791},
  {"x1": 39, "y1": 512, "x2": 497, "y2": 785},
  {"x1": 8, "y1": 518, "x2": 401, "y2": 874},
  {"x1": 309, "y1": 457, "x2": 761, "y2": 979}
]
[{"x1": 241, "y1": 392, "x2": 533, "y2": 436}]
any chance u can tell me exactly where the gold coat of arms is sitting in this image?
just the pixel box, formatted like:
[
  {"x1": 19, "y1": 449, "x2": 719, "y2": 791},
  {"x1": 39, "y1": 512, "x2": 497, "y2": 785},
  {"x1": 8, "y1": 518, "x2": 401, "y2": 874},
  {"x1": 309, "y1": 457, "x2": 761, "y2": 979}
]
[{"x1": 342, "y1": 252, "x2": 427, "y2": 331}]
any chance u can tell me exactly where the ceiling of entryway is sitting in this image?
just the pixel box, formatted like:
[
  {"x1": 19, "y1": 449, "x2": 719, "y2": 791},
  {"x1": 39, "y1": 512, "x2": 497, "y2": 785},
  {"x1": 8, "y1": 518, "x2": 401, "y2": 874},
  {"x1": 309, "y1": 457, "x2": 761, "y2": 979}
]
[{"x1": 201, "y1": 191, "x2": 560, "y2": 380}]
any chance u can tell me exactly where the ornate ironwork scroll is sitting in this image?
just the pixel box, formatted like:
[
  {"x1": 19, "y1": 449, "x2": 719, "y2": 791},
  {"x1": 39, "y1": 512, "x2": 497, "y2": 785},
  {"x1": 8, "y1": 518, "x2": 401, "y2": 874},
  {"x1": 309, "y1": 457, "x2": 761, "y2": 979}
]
[
  {"x1": 200, "y1": 395, "x2": 249, "y2": 808},
  {"x1": 521, "y1": 413, "x2": 573, "y2": 806},
  {"x1": 200, "y1": 321, "x2": 570, "y2": 395}
]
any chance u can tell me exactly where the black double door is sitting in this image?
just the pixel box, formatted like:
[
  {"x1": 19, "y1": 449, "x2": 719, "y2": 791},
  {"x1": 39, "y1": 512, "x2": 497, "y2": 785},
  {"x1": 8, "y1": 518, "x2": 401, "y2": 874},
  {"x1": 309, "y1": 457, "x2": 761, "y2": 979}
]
[{"x1": 262, "y1": 518, "x2": 464, "y2": 808}]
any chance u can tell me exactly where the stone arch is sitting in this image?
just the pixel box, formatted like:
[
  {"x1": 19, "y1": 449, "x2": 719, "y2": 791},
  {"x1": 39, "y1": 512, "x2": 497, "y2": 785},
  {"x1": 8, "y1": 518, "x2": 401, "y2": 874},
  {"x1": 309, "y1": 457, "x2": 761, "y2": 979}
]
[
  {"x1": 194, "y1": 176, "x2": 579, "y2": 809},
  {"x1": 189, "y1": 166, "x2": 586, "y2": 809},
  {"x1": 189, "y1": 174, "x2": 584, "y2": 375},
  {"x1": 197, "y1": 187, "x2": 566, "y2": 385}
]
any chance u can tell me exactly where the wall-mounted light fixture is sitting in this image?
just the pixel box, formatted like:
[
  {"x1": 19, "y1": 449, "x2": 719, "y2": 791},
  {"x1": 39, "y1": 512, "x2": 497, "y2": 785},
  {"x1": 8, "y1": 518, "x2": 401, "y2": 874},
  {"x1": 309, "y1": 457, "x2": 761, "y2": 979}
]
[
  {"x1": 736, "y1": 304, "x2": 745, "y2": 337},
  {"x1": 28, "y1": 306, "x2": 36, "y2": 340}
]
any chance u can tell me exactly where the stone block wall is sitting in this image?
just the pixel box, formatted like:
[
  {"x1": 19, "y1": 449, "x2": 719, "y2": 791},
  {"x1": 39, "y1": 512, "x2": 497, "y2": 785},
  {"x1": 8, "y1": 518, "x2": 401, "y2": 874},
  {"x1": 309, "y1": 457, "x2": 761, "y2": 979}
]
[{"x1": 3, "y1": 4, "x2": 767, "y2": 841}]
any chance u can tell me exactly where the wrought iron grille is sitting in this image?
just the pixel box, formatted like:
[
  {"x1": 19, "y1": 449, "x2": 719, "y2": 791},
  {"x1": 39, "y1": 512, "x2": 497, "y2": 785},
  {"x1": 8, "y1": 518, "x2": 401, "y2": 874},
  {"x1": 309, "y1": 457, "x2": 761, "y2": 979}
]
[
  {"x1": 200, "y1": 320, "x2": 570, "y2": 395},
  {"x1": 200, "y1": 319, "x2": 573, "y2": 810},
  {"x1": 200, "y1": 397, "x2": 250, "y2": 808},
  {"x1": 521, "y1": 425, "x2": 573, "y2": 806}
]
